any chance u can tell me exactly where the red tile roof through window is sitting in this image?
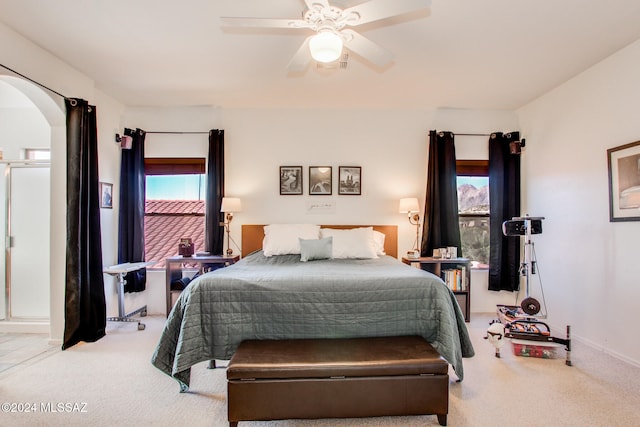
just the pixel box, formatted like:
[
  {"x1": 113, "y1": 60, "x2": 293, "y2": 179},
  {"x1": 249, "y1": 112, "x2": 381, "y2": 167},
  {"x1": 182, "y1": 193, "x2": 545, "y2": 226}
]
[
  {"x1": 146, "y1": 199, "x2": 204, "y2": 215},
  {"x1": 145, "y1": 200, "x2": 205, "y2": 269}
]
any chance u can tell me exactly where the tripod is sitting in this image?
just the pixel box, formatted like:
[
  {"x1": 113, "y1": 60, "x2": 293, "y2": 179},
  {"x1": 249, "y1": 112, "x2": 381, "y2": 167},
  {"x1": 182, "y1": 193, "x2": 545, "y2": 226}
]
[{"x1": 503, "y1": 215, "x2": 546, "y2": 316}]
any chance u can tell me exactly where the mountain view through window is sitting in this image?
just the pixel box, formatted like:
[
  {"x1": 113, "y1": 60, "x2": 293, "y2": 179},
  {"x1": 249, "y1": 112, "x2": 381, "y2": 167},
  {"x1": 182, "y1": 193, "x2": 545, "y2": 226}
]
[{"x1": 457, "y1": 176, "x2": 489, "y2": 267}]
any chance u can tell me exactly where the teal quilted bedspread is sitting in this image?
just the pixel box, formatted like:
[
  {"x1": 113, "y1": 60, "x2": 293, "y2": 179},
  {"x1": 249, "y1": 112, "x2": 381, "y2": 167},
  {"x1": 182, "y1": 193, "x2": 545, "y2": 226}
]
[{"x1": 151, "y1": 252, "x2": 475, "y2": 390}]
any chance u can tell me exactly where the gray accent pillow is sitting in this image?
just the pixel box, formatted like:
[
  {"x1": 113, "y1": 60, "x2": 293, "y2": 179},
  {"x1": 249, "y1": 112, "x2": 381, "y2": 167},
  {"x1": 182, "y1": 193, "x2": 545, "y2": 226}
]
[{"x1": 299, "y1": 237, "x2": 333, "y2": 262}]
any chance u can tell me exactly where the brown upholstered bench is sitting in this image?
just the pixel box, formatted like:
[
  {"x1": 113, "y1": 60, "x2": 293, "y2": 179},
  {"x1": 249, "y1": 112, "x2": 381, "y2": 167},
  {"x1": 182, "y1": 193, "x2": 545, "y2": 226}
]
[{"x1": 226, "y1": 336, "x2": 449, "y2": 426}]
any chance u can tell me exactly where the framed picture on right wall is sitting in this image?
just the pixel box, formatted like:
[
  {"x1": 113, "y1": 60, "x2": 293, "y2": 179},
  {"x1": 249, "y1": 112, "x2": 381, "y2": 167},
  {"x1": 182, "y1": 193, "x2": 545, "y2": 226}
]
[
  {"x1": 338, "y1": 166, "x2": 361, "y2": 195},
  {"x1": 607, "y1": 140, "x2": 640, "y2": 221}
]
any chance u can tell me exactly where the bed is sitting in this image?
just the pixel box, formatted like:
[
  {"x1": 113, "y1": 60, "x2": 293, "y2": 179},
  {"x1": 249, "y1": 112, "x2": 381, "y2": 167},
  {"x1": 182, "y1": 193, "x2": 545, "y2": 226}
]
[{"x1": 151, "y1": 224, "x2": 475, "y2": 391}]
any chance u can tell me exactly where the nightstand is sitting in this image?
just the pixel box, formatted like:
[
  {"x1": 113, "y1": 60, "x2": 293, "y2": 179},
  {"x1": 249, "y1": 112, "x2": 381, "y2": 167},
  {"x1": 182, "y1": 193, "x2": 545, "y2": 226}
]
[
  {"x1": 165, "y1": 254, "x2": 240, "y2": 316},
  {"x1": 402, "y1": 256, "x2": 471, "y2": 322}
]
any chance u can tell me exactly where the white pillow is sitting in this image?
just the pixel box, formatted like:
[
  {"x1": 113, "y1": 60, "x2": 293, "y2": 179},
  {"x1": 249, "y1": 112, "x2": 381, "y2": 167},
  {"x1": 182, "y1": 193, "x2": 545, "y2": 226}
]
[
  {"x1": 373, "y1": 230, "x2": 386, "y2": 256},
  {"x1": 320, "y1": 227, "x2": 378, "y2": 259},
  {"x1": 263, "y1": 224, "x2": 320, "y2": 256}
]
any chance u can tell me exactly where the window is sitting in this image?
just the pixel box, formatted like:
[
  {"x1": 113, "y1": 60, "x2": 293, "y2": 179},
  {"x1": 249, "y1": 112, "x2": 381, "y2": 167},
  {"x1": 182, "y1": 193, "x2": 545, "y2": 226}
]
[
  {"x1": 144, "y1": 158, "x2": 206, "y2": 268},
  {"x1": 24, "y1": 148, "x2": 51, "y2": 160},
  {"x1": 457, "y1": 160, "x2": 489, "y2": 268}
]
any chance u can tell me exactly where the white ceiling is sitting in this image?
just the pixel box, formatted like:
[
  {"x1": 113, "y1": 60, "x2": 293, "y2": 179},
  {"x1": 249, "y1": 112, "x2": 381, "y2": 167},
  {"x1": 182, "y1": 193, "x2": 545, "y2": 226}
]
[{"x1": 1, "y1": 0, "x2": 640, "y2": 110}]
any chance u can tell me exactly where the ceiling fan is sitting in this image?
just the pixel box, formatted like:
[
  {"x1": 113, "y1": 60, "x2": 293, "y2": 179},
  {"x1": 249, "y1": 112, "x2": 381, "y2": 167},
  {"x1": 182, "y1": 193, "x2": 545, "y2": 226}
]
[{"x1": 220, "y1": 0, "x2": 431, "y2": 72}]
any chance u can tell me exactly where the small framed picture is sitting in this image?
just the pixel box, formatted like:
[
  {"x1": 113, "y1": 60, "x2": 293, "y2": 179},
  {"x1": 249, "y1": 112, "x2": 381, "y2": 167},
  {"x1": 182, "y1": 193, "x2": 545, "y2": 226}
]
[
  {"x1": 607, "y1": 140, "x2": 640, "y2": 221},
  {"x1": 309, "y1": 166, "x2": 332, "y2": 195},
  {"x1": 338, "y1": 166, "x2": 361, "y2": 195},
  {"x1": 100, "y1": 182, "x2": 113, "y2": 209},
  {"x1": 280, "y1": 166, "x2": 303, "y2": 195}
]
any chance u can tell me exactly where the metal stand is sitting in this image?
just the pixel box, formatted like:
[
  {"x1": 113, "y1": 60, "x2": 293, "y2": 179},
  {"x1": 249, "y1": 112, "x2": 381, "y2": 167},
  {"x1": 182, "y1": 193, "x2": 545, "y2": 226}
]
[
  {"x1": 496, "y1": 216, "x2": 572, "y2": 366},
  {"x1": 518, "y1": 216, "x2": 545, "y2": 316},
  {"x1": 104, "y1": 262, "x2": 155, "y2": 331},
  {"x1": 502, "y1": 215, "x2": 546, "y2": 315}
]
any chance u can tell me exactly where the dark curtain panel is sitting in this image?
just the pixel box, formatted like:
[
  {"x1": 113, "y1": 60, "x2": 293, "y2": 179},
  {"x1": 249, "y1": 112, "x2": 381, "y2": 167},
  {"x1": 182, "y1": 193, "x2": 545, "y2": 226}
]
[
  {"x1": 117, "y1": 128, "x2": 147, "y2": 293},
  {"x1": 488, "y1": 132, "x2": 521, "y2": 291},
  {"x1": 420, "y1": 130, "x2": 462, "y2": 257},
  {"x1": 205, "y1": 129, "x2": 225, "y2": 255},
  {"x1": 63, "y1": 98, "x2": 106, "y2": 350}
]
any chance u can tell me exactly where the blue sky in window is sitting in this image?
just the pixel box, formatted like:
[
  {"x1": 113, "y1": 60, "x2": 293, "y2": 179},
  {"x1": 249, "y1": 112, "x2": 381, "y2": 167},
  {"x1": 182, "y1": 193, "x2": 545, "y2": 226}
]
[
  {"x1": 146, "y1": 175, "x2": 206, "y2": 200},
  {"x1": 457, "y1": 176, "x2": 488, "y2": 188}
]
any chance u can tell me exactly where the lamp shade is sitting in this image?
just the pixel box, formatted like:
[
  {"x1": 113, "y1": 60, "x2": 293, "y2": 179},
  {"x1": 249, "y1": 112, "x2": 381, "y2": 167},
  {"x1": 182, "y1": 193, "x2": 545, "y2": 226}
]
[
  {"x1": 220, "y1": 197, "x2": 242, "y2": 213},
  {"x1": 309, "y1": 30, "x2": 343, "y2": 63},
  {"x1": 399, "y1": 198, "x2": 419, "y2": 213}
]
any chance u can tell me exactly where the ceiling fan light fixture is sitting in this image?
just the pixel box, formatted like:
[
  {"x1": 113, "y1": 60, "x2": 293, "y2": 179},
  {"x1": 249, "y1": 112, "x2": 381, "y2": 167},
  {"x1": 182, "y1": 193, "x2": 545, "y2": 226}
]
[{"x1": 309, "y1": 30, "x2": 343, "y2": 63}]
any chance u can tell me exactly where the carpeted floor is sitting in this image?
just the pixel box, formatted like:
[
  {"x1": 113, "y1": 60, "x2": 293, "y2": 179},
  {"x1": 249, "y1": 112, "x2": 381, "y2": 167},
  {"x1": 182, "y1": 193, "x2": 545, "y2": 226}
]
[{"x1": 1, "y1": 313, "x2": 639, "y2": 426}]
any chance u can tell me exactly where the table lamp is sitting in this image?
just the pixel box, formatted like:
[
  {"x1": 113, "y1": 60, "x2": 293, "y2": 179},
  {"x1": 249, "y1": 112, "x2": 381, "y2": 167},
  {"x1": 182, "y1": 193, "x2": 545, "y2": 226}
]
[
  {"x1": 399, "y1": 197, "x2": 420, "y2": 257},
  {"x1": 221, "y1": 197, "x2": 242, "y2": 256}
]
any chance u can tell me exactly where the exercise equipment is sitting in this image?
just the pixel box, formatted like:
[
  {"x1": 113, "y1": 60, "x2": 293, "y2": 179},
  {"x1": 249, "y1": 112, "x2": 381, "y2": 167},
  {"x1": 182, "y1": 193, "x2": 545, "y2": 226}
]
[{"x1": 487, "y1": 215, "x2": 572, "y2": 366}]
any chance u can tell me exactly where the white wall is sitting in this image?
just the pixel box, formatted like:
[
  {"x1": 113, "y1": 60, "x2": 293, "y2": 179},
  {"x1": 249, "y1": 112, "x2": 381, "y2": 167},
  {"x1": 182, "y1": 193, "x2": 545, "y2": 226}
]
[
  {"x1": 518, "y1": 39, "x2": 640, "y2": 365},
  {"x1": 222, "y1": 107, "x2": 432, "y2": 251},
  {"x1": 0, "y1": 84, "x2": 50, "y2": 158},
  {"x1": 95, "y1": 91, "x2": 126, "y2": 318}
]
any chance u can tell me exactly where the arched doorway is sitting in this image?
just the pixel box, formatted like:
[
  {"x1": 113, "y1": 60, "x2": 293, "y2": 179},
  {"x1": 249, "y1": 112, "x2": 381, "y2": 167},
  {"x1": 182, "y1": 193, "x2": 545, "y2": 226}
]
[{"x1": 0, "y1": 75, "x2": 64, "y2": 335}]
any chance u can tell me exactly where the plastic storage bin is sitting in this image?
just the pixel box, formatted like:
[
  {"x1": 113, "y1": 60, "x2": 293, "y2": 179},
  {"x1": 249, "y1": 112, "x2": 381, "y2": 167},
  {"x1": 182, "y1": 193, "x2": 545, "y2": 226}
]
[{"x1": 511, "y1": 339, "x2": 562, "y2": 359}]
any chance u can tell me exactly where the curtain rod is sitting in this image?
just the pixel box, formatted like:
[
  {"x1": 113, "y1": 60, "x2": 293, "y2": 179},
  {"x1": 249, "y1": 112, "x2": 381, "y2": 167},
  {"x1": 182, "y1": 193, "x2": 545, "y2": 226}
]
[
  {"x1": 0, "y1": 63, "x2": 68, "y2": 99},
  {"x1": 440, "y1": 132, "x2": 522, "y2": 138},
  {"x1": 436, "y1": 131, "x2": 492, "y2": 137},
  {"x1": 146, "y1": 131, "x2": 210, "y2": 135}
]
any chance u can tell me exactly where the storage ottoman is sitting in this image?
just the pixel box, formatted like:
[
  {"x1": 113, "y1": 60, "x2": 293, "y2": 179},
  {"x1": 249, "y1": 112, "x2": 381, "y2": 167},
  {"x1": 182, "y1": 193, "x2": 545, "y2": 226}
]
[{"x1": 226, "y1": 335, "x2": 449, "y2": 426}]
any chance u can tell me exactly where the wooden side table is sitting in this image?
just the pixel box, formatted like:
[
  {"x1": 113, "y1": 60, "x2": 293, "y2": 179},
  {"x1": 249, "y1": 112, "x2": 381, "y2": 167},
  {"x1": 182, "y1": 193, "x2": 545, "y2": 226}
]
[
  {"x1": 402, "y1": 256, "x2": 471, "y2": 322},
  {"x1": 165, "y1": 254, "x2": 240, "y2": 316}
]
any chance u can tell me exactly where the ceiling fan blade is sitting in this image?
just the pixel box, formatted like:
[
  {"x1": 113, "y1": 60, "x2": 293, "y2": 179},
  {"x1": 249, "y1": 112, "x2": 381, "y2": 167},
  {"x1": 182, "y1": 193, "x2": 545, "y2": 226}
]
[
  {"x1": 343, "y1": 0, "x2": 431, "y2": 26},
  {"x1": 287, "y1": 36, "x2": 313, "y2": 73},
  {"x1": 341, "y1": 29, "x2": 393, "y2": 67},
  {"x1": 220, "y1": 17, "x2": 310, "y2": 30}
]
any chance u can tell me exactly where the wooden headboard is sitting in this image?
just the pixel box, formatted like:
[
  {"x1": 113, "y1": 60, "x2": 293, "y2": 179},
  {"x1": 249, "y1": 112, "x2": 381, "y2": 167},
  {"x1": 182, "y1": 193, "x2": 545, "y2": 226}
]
[{"x1": 241, "y1": 225, "x2": 398, "y2": 258}]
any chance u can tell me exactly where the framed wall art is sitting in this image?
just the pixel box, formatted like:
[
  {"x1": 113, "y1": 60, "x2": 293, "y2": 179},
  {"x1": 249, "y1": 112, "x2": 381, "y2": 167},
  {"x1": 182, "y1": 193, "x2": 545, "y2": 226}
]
[
  {"x1": 309, "y1": 166, "x2": 332, "y2": 195},
  {"x1": 280, "y1": 166, "x2": 303, "y2": 195},
  {"x1": 607, "y1": 140, "x2": 640, "y2": 221},
  {"x1": 338, "y1": 166, "x2": 361, "y2": 195},
  {"x1": 100, "y1": 182, "x2": 113, "y2": 209}
]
